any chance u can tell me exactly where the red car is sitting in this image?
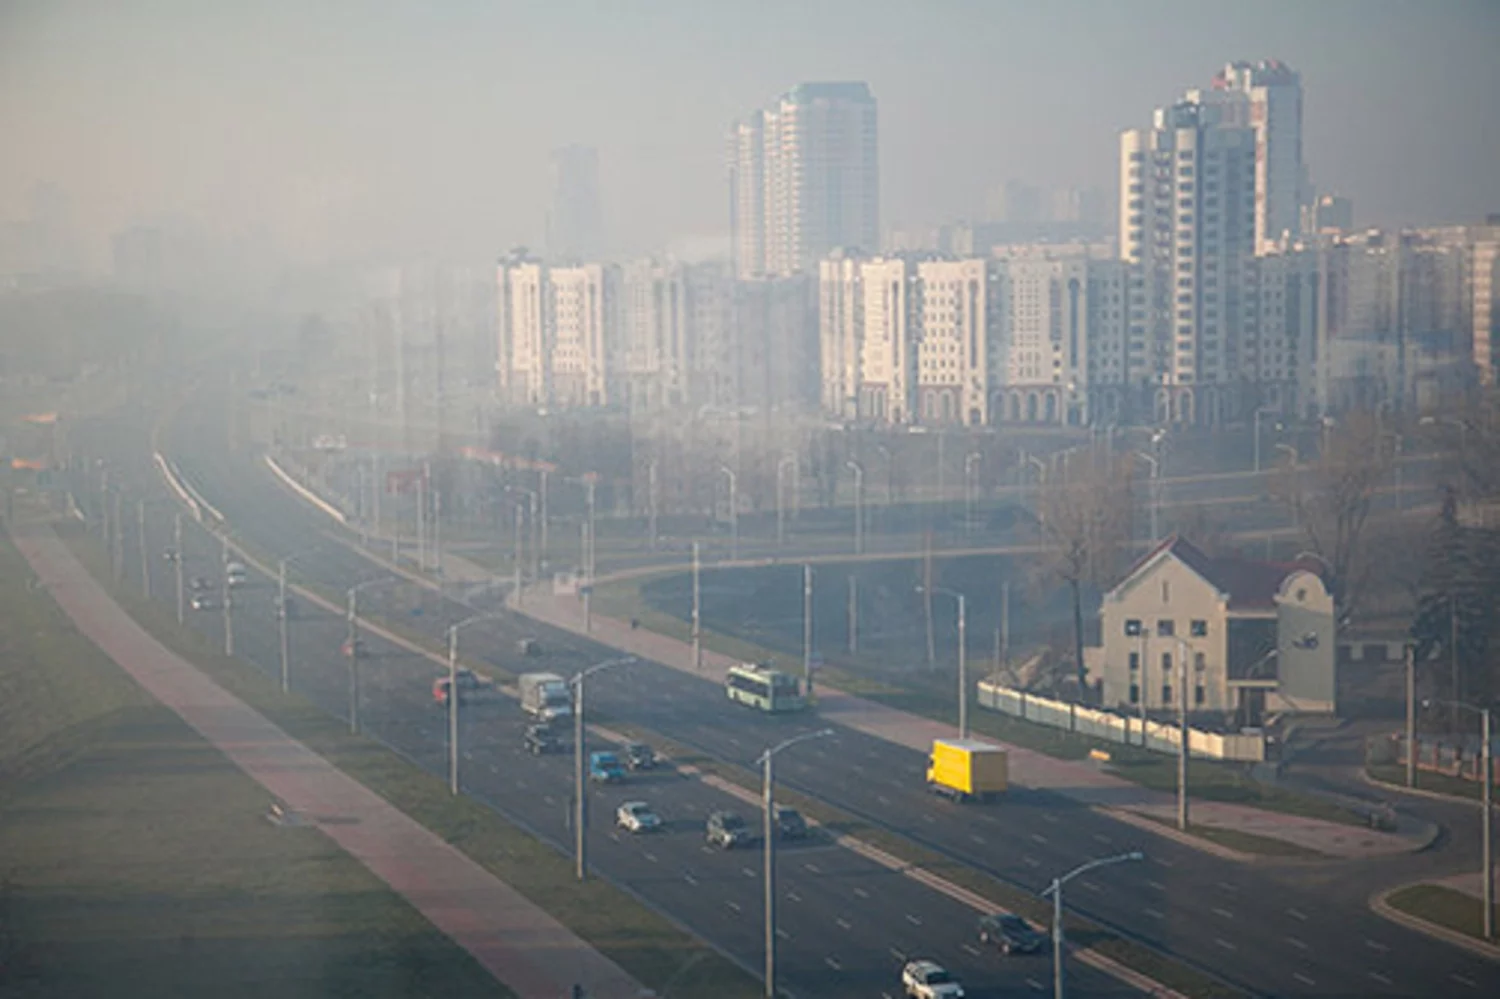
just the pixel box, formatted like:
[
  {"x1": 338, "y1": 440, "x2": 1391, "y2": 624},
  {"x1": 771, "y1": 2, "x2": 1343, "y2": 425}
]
[{"x1": 432, "y1": 668, "x2": 482, "y2": 706}]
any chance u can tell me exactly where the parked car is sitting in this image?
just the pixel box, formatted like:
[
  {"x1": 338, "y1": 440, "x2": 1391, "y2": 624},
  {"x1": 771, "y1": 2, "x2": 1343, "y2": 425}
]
[
  {"x1": 517, "y1": 637, "x2": 543, "y2": 657},
  {"x1": 624, "y1": 742, "x2": 657, "y2": 771},
  {"x1": 225, "y1": 561, "x2": 248, "y2": 587},
  {"x1": 162, "y1": 548, "x2": 179, "y2": 563},
  {"x1": 589, "y1": 751, "x2": 626, "y2": 784},
  {"x1": 902, "y1": 959, "x2": 965, "y2": 998},
  {"x1": 189, "y1": 576, "x2": 213, "y2": 592},
  {"x1": 776, "y1": 807, "x2": 808, "y2": 840},
  {"x1": 340, "y1": 638, "x2": 368, "y2": 659},
  {"x1": 189, "y1": 593, "x2": 217, "y2": 611},
  {"x1": 705, "y1": 810, "x2": 755, "y2": 849},
  {"x1": 615, "y1": 801, "x2": 662, "y2": 834},
  {"x1": 976, "y1": 912, "x2": 1045, "y2": 955},
  {"x1": 523, "y1": 724, "x2": 564, "y2": 755}
]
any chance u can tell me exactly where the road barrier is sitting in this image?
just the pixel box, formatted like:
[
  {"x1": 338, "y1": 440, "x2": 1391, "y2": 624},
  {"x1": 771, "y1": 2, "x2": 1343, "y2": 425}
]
[
  {"x1": 976, "y1": 678, "x2": 1266, "y2": 762},
  {"x1": 152, "y1": 451, "x2": 202, "y2": 522},
  {"x1": 264, "y1": 452, "x2": 347, "y2": 524}
]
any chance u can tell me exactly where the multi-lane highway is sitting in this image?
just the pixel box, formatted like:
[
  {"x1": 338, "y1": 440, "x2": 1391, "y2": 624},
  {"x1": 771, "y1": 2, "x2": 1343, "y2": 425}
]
[
  {"x1": 76, "y1": 379, "x2": 1500, "y2": 998},
  {"x1": 74, "y1": 403, "x2": 1139, "y2": 998}
]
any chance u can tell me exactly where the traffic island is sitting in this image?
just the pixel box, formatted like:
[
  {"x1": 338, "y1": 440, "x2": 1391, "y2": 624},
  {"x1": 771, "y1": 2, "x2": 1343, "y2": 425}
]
[{"x1": 1373, "y1": 882, "x2": 1500, "y2": 960}]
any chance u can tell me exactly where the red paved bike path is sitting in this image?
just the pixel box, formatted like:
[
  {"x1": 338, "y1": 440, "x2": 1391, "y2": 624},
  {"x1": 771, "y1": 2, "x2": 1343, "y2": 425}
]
[{"x1": 12, "y1": 521, "x2": 649, "y2": 999}]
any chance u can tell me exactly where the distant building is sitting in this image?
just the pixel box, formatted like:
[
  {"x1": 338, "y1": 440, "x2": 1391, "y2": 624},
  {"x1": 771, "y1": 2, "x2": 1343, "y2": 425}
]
[
  {"x1": 1095, "y1": 535, "x2": 1337, "y2": 723},
  {"x1": 1301, "y1": 193, "x2": 1354, "y2": 236},
  {"x1": 730, "y1": 82, "x2": 879, "y2": 278},
  {"x1": 546, "y1": 145, "x2": 604, "y2": 261}
]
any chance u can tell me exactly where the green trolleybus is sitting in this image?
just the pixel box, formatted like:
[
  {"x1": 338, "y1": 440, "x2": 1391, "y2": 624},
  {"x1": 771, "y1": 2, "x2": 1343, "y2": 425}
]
[{"x1": 725, "y1": 663, "x2": 806, "y2": 712}]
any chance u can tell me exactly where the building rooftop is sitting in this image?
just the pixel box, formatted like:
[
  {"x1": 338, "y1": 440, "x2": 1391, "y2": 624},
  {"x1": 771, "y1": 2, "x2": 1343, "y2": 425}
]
[{"x1": 1117, "y1": 534, "x2": 1325, "y2": 611}]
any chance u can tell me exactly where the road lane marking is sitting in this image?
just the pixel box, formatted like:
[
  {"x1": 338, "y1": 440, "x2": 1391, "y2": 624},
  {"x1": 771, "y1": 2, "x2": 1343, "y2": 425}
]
[
  {"x1": 1080, "y1": 880, "x2": 1102, "y2": 893},
  {"x1": 1093, "y1": 834, "x2": 1112, "y2": 844},
  {"x1": 741, "y1": 867, "x2": 757, "y2": 878},
  {"x1": 1156, "y1": 857, "x2": 1174, "y2": 868},
  {"x1": 726, "y1": 901, "x2": 741, "y2": 913},
  {"x1": 644, "y1": 852, "x2": 658, "y2": 863},
  {"x1": 961, "y1": 944, "x2": 980, "y2": 956},
  {"x1": 1030, "y1": 833, "x2": 1049, "y2": 844},
  {"x1": 1214, "y1": 938, "x2": 1235, "y2": 951},
  {"x1": 836, "y1": 918, "x2": 852, "y2": 930},
  {"x1": 1024, "y1": 856, "x2": 1041, "y2": 868},
  {"x1": 970, "y1": 834, "x2": 986, "y2": 845},
  {"x1": 1286, "y1": 907, "x2": 1307, "y2": 920},
  {"x1": 1211, "y1": 907, "x2": 1234, "y2": 919},
  {"x1": 1217, "y1": 881, "x2": 1238, "y2": 893},
  {"x1": 1367, "y1": 971, "x2": 1392, "y2": 985},
  {"x1": 1364, "y1": 939, "x2": 1388, "y2": 952},
  {"x1": 922, "y1": 814, "x2": 936, "y2": 823},
  {"x1": 777, "y1": 928, "x2": 790, "y2": 940},
  {"x1": 825, "y1": 957, "x2": 841, "y2": 970},
  {"x1": 1450, "y1": 973, "x2": 1476, "y2": 988},
  {"x1": 906, "y1": 913, "x2": 922, "y2": 926},
  {"x1": 1293, "y1": 973, "x2": 1316, "y2": 986},
  {"x1": 787, "y1": 891, "x2": 802, "y2": 903},
  {"x1": 1041, "y1": 812, "x2": 1058, "y2": 823},
  {"x1": 1141, "y1": 907, "x2": 1163, "y2": 919},
  {"x1": 803, "y1": 862, "x2": 821, "y2": 874},
  {"x1": 1146, "y1": 879, "x2": 1166, "y2": 891},
  {"x1": 1026, "y1": 978, "x2": 1045, "y2": 991},
  {"x1": 889, "y1": 947, "x2": 906, "y2": 961},
  {"x1": 1286, "y1": 937, "x2": 1307, "y2": 950},
  {"x1": 877, "y1": 795, "x2": 891, "y2": 805},
  {"x1": 854, "y1": 888, "x2": 869, "y2": 899}
]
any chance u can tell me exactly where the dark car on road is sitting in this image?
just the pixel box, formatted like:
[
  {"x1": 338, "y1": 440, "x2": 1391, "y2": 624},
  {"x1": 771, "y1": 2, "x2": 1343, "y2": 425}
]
[
  {"x1": 977, "y1": 912, "x2": 1045, "y2": 955},
  {"x1": 776, "y1": 807, "x2": 808, "y2": 840},
  {"x1": 624, "y1": 742, "x2": 657, "y2": 771},
  {"x1": 523, "y1": 724, "x2": 564, "y2": 755},
  {"x1": 706, "y1": 810, "x2": 756, "y2": 849}
]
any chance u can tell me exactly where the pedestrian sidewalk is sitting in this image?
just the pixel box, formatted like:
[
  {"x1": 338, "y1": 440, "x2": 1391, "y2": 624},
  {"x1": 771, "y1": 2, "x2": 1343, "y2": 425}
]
[
  {"x1": 515, "y1": 582, "x2": 1422, "y2": 862},
  {"x1": 10, "y1": 518, "x2": 649, "y2": 999}
]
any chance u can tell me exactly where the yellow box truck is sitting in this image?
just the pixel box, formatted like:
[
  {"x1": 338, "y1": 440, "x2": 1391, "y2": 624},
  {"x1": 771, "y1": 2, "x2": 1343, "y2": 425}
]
[{"x1": 927, "y1": 738, "x2": 1008, "y2": 802}]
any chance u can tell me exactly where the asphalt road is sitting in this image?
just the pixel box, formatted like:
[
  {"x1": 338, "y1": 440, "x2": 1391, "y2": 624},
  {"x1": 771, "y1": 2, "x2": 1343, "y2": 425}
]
[
  {"x1": 71, "y1": 404, "x2": 1138, "y2": 998},
  {"x1": 74, "y1": 380, "x2": 1500, "y2": 998}
]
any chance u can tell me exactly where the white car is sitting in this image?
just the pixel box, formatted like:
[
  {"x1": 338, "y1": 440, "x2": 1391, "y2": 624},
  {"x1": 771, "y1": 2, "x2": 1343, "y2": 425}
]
[
  {"x1": 615, "y1": 801, "x2": 662, "y2": 834},
  {"x1": 902, "y1": 959, "x2": 965, "y2": 999}
]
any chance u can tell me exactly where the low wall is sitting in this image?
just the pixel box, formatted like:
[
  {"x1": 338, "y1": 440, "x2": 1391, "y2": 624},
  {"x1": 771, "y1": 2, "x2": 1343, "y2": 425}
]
[{"x1": 976, "y1": 679, "x2": 1266, "y2": 762}]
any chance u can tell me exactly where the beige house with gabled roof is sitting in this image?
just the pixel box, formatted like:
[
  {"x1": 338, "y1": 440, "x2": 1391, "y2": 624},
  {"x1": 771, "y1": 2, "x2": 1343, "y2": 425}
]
[{"x1": 1095, "y1": 535, "x2": 1337, "y2": 725}]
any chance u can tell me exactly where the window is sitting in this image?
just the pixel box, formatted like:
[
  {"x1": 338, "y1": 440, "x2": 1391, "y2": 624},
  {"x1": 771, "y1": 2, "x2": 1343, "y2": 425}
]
[
  {"x1": 1190, "y1": 620, "x2": 1207, "y2": 637},
  {"x1": 1162, "y1": 684, "x2": 1173, "y2": 704},
  {"x1": 1129, "y1": 684, "x2": 1140, "y2": 705},
  {"x1": 1195, "y1": 685, "x2": 1206, "y2": 706},
  {"x1": 1195, "y1": 652, "x2": 1206, "y2": 672},
  {"x1": 1161, "y1": 651, "x2": 1172, "y2": 672},
  {"x1": 1129, "y1": 651, "x2": 1140, "y2": 672},
  {"x1": 1124, "y1": 618, "x2": 1142, "y2": 637},
  {"x1": 1157, "y1": 619, "x2": 1175, "y2": 637}
]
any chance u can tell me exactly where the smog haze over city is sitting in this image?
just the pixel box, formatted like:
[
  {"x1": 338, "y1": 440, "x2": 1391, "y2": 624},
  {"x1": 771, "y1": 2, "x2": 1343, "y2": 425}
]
[{"x1": 4, "y1": 3, "x2": 1500, "y2": 999}]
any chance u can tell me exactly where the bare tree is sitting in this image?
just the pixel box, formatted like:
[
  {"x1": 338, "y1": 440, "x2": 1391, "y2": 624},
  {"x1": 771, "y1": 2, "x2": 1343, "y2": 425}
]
[
  {"x1": 1270, "y1": 409, "x2": 1393, "y2": 619},
  {"x1": 1032, "y1": 446, "x2": 1135, "y2": 693}
]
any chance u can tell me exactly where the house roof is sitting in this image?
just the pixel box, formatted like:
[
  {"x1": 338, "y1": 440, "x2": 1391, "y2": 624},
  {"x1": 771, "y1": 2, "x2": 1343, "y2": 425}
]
[{"x1": 1116, "y1": 534, "x2": 1325, "y2": 611}]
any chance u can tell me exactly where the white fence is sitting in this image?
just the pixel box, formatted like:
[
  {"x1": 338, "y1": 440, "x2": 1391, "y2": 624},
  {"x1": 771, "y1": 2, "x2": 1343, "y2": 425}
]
[{"x1": 976, "y1": 679, "x2": 1266, "y2": 762}]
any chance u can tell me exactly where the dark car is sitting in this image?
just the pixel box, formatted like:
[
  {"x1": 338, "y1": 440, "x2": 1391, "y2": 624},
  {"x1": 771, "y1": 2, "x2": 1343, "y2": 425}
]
[
  {"x1": 524, "y1": 724, "x2": 564, "y2": 755},
  {"x1": 189, "y1": 575, "x2": 213, "y2": 592},
  {"x1": 624, "y1": 742, "x2": 657, "y2": 771},
  {"x1": 977, "y1": 913, "x2": 1045, "y2": 955},
  {"x1": 776, "y1": 807, "x2": 808, "y2": 840},
  {"x1": 706, "y1": 810, "x2": 756, "y2": 849},
  {"x1": 433, "y1": 668, "x2": 482, "y2": 706}
]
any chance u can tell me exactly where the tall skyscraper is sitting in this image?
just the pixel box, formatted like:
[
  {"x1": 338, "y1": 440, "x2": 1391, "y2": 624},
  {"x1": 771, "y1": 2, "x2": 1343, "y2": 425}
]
[
  {"x1": 1185, "y1": 60, "x2": 1306, "y2": 252},
  {"x1": 730, "y1": 82, "x2": 879, "y2": 279},
  {"x1": 1120, "y1": 99, "x2": 1258, "y2": 424},
  {"x1": 546, "y1": 145, "x2": 604, "y2": 261}
]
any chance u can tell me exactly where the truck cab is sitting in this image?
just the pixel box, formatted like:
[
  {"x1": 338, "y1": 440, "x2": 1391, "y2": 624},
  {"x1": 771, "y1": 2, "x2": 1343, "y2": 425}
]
[{"x1": 588, "y1": 751, "x2": 626, "y2": 783}]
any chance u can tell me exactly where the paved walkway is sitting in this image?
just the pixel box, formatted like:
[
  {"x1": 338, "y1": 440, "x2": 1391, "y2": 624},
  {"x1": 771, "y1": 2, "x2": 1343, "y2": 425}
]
[
  {"x1": 10, "y1": 518, "x2": 649, "y2": 999},
  {"x1": 514, "y1": 582, "x2": 1421, "y2": 861}
]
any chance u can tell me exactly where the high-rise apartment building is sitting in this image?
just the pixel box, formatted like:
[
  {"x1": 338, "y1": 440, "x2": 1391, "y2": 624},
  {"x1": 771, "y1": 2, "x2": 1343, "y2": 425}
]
[
  {"x1": 496, "y1": 254, "x2": 620, "y2": 409},
  {"x1": 1120, "y1": 99, "x2": 1258, "y2": 424},
  {"x1": 1186, "y1": 60, "x2": 1306, "y2": 252},
  {"x1": 547, "y1": 145, "x2": 604, "y2": 261},
  {"x1": 730, "y1": 82, "x2": 879, "y2": 279}
]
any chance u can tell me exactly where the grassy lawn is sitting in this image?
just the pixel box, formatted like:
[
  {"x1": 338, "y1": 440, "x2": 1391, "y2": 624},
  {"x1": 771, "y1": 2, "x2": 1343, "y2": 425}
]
[
  {"x1": 1129, "y1": 814, "x2": 1326, "y2": 860},
  {"x1": 57, "y1": 520, "x2": 760, "y2": 999},
  {"x1": 594, "y1": 572, "x2": 1365, "y2": 829},
  {"x1": 1368, "y1": 764, "x2": 1482, "y2": 802},
  {"x1": 1387, "y1": 884, "x2": 1494, "y2": 942},
  {"x1": 0, "y1": 531, "x2": 508, "y2": 998}
]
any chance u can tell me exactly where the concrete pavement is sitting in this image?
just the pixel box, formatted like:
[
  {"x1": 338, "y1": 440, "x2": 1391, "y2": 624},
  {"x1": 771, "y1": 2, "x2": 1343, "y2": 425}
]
[{"x1": 9, "y1": 515, "x2": 650, "y2": 999}]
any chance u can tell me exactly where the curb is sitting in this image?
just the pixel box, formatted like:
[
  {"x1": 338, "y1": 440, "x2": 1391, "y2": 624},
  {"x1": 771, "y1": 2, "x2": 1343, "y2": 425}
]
[
  {"x1": 1362, "y1": 768, "x2": 1482, "y2": 807},
  {"x1": 1369, "y1": 883, "x2": 1500, "y2": 963},
  {"x1": 1093, "y1": 807, "x2": 1257, "y2": 863}
]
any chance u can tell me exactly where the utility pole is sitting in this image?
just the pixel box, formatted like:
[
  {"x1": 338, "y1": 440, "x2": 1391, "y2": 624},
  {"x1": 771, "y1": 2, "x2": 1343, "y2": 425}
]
[
  {"x1": 1177, "y1": 638, "x2": 1190, "y2": 830},
  {"x1": 574, "y1": 672, "x2": 587, "y2": 879},
  {"x1": 582, "y1": 520, "x2": 592, "y2": 634},
  {"x1": 958, "y1": 592, "x2": 968, "y2": 739},
  {"x1": 137, "y1": 500, "x2": 150, "y2": 599},
  {"x1": 432, "y1": 490, "x2": 442, "y2": 579},
  {"x1": 1482, "y1": 706, "x2": 1494, "y2": 940},
  {"x1": 174, "y1": 513, "x2": 184, "y2": 625},
  {"x1": 691, "y1": 541, "x2": 702, "y2": 670},
  {"x1": 803, "y1": 564, "x2": 814, "y2": 697}
]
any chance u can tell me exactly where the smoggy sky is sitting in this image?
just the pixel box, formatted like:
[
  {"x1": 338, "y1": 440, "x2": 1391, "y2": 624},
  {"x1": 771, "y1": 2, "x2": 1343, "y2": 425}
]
[{"x1": 2, "y1": 0, "x2": 1497, "y2": 267}]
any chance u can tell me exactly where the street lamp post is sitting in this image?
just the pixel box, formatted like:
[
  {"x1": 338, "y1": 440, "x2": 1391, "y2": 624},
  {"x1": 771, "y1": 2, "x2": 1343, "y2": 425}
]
[
  {"x1": 760, "y1": 729, "x2": 835, "y2": 999},
  {"x1": 720, "y1": 466, "x2": 738, "y2": 561},
  {"x1": 1043, "y1": 851, "x2": 1145, "y2": 999},
  {"x1": 346, "y1": 577, "x2": 397, "y2": 734},
  {"x1": 571, "y1": 657, "x2": 635, "y2": 881},
  {"x1": 919, "y1": 585, "x2": 968, "y2": 738},
  {"x1": 1175, "y1": 637, "x2": 1192, "y2": 830},
  {"x1": 1133, "y1": 452, "x2": 1160, "y2": 541},
  {"x1": 847, "y1": 460, "x2": 864, "y2": 555},
  {"x1": 1424, "y1": 697, "x2": 1493, "y2": 939},
  {"x1": 446, "y1": 613, "x2": 498, "y2": 795}
]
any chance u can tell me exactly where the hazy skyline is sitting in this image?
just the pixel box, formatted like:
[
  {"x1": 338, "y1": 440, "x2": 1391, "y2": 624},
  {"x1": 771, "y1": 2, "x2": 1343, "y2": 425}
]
[{"x1": 3, "y1": 0, "x2": 1497, "y2": 268}]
